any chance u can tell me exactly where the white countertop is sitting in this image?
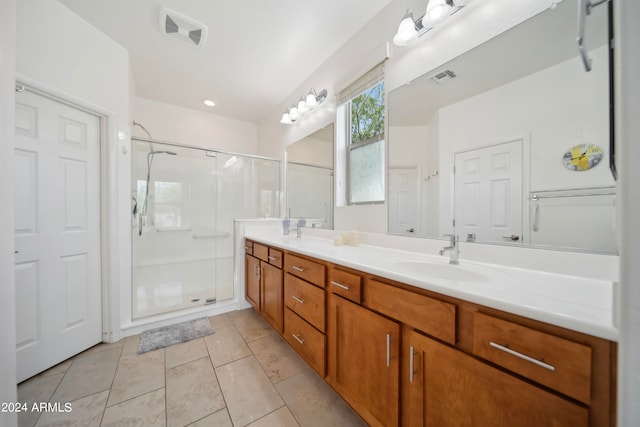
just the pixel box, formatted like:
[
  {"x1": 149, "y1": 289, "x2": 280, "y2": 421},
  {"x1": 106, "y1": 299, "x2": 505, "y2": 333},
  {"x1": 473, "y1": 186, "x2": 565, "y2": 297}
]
[{"x1": 245, "y1": 231, "x2": 617, "y2": 342}]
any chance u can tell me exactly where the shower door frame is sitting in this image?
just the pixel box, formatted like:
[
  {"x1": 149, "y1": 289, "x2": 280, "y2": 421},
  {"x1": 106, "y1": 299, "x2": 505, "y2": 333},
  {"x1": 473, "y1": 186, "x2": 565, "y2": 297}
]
[{"x1": 129, "y1": 136, "x2": 282, "y2": 321}]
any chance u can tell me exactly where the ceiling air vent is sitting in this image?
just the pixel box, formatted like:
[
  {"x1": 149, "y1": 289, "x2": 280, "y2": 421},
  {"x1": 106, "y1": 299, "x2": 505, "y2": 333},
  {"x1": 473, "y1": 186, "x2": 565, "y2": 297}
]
[
  {"x1": 430, "y1": 70, "x2": 457, "y2": 85},
  {"x1": 159, "y1": 7, "x2": 208, "y2": 48}
]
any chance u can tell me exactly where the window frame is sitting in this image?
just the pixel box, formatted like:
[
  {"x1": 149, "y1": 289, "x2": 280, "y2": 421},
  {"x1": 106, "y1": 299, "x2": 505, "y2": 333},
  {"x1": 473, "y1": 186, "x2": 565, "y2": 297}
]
[{"x1": 346, "y1": 79, "x2": 386, "y2": 205}]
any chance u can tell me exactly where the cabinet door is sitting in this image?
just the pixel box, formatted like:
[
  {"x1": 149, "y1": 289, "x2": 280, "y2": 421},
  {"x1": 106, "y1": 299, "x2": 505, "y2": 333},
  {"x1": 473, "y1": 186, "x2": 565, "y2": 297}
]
[
  {"x1": 403, "y1": 329, "x2": 589, "y2": 427},
  {"x1": 261, "y1": 261, "x2": 283, "y2": 334},
  {"x1": 245, "y1": 254, "x2": 260, "y2": 310},
  {"x1": 328, "y1": 294, "x2": 400, "y2": 427}
]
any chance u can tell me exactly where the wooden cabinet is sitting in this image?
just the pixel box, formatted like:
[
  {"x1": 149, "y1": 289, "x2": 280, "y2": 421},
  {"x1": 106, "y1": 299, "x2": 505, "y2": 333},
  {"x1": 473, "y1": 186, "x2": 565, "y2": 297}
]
[
  {"x1": 244, "y1": 240, "x2": 283, "y2": 334},
  {"x1": 245, "y1": 253, "x2": 260, "y2": 310},
  {"x1": 283, "y1": 252, "x2": 327, "y2": 376},
  {"x1": 244, "y1": 242, "x2": 615, "y2": 427},
  {"x1": 472, "y1": 312, "x2": 592, "y2": 404},
  {"x1": 403, "y1": 328, "x2": 588, "y2": 427},
  {"x1": 328, "y1": 292, "x2": 400, "y2": 427},
  {"x1": 261, "y1": 262, "x2": 283, "y2": 333}
]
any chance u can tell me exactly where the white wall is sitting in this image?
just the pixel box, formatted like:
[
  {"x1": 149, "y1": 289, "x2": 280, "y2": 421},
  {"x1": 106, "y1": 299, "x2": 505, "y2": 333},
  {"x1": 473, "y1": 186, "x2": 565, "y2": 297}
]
[
  {"x1": 16, "y1": 0, "x2": 131, "y2": 342},
  {"x1": 0, "y1": 0, "x2": 18, "y2": 425},
  {"x1": 616, "y1": 1, "x2": 640, "y2": 424},
  {"x1": 132, "y1": 97, "x2": 258, "y2": 154}
]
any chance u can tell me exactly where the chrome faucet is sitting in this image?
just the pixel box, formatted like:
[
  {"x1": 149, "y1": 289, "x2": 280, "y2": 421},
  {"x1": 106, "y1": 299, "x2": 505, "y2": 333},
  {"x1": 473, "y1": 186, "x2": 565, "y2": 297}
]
[
  {"x1": 439, "y1": 234, "x2": 459, "y2": 265},
  {"x1": 296, "y1": 221, "x2": 303, "y2": 238}
]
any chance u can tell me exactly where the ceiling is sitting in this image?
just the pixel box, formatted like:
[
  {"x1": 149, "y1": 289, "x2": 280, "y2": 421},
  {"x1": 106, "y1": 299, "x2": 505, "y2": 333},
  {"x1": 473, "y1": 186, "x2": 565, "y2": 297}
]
[{"x1": 57, "y1": 0, "x2": 393, "y2": 123}]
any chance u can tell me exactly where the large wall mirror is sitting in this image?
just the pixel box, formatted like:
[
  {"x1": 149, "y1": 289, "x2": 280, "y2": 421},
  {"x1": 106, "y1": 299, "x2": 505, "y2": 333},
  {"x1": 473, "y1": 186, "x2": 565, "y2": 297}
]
[
  {"x1": 286, "y1": 124, "x2": 334, "y2": 229},
  {"x1": 388, "y1": 0, "x2": 615, "y2": 253}
]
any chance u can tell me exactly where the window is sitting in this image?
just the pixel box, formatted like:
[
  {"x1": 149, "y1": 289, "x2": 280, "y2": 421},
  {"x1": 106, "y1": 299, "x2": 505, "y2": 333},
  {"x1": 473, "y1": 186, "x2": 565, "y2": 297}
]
[{"x1": 337, "y1": 63, "x2": 385, "y2": 205}]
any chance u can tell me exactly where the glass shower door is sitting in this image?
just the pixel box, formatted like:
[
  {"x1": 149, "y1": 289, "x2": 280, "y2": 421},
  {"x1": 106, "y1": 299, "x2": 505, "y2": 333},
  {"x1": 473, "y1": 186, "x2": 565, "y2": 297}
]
[
  {"x1": 131, "y1": 141, "x2": 217, "y2": 319},
  {"x1": 214, "y1": 153, "x2": 281, "y2": 301}
]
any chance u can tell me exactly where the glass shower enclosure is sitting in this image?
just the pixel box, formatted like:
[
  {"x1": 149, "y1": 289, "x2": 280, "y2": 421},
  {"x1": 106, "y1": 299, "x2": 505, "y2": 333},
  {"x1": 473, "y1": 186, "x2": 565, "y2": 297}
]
[{"x1": 131, "y1": 139, "x2": 280, "y2": 319}]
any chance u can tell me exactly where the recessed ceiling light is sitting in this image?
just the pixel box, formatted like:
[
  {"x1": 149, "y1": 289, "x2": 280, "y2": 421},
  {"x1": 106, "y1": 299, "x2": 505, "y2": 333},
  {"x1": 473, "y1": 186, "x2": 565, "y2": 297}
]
[{"x1": 203, "y1": 99, "x2": 216, "y2": 107}]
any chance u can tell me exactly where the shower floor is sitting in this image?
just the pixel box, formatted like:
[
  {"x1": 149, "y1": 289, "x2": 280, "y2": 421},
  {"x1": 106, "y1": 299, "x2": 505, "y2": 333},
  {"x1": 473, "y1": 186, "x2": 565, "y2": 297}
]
[{"x1": 132, "y1": 257, "x2": 233, "y2": 319}]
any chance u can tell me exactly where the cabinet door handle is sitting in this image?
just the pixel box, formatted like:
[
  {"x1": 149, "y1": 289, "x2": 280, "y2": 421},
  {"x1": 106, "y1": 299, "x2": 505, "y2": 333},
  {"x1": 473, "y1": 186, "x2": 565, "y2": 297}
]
[
  {"x1": 292, "y1": 333, "x2": 305, "y2": 344},
  {"x1": 256, "y1": 265, "x2": 261, "y2": 280},
  {"x1": 386, "y1": 334, "x2": 391, "y2": 367},
  {"x1": 292, "y1": 266, "x2": 305, "y2": 272},
  {"x1": 291, "y1": 295, "x2": 305, "y2": 304},
  {"x1": 244, "y1": 246, "x2": 251, "y2": 250},
  {"x1": 489, "y1": 341, "x2": 555, "y2": 371},
  {"x1": 268, "y1": 256, "x2": 278, "y2": 261},
  {"x1": 330, "y1": 281, "x2": 350, "y2": 291},
  {"x1": 409, "y1": 345, "x2": 415, "y2": 383}
]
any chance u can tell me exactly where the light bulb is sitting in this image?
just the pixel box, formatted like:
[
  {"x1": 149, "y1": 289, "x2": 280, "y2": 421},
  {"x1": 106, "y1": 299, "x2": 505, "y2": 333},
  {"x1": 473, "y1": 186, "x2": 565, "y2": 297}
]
[
  {"x1": 289, "y1": 106, "x2": 300, "y2": 120},
  {"x1": 423, "y1": 0, "x2": 452, "y2": 28},
  {"x1": 393, "y1": 14, "x2": 418, "y2": 46},
  {"x1": 280, "y1": 113, "x2": 292, "y2": 124},
  {"x1": 306, "y1": 92, "x2": 318, "y2": 107},
  {"x1": 297, "y1": 99, "x2": 309, "y2": 114}
]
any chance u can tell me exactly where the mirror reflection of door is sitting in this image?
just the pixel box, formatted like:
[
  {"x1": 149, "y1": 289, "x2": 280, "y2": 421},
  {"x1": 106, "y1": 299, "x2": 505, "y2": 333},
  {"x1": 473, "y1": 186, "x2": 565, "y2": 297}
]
[
  {"x1": 388, "y1": 167, "x2": 419, "y2": 236},
  {"x1": 454, "y1": 140, "x2": 523, "y2": 244}
]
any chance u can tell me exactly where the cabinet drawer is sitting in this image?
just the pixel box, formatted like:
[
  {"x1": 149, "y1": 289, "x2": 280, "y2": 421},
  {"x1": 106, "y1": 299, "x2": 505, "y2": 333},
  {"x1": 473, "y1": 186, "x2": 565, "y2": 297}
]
[
  {"x1": 284, "y1": 274, "x2": 325, "y2": 332},
  {"x1": 472, "y1": 312, "x2": 592, "y2": 404},
  {"x1": 244, "y1": 240, "x2": 253, "y2": 255},
  {"x1": 253, "y1": 242, "x2": 269, "y2": 262},
  {"x1": 284, "y1": 253, "x2": 325, "y2": 288},
  {"x1": 284, "y1": 308, "x2": 326, "y2": 376},
  {"x1": 365, "y1": 279, "x2": 456, "y2": 345},
  {"x1": 268, "y1": 248, "x2": 283, "y2": 268},
  {"x1": 328, "y1": 268, "x2": 362, "y2": 304}
]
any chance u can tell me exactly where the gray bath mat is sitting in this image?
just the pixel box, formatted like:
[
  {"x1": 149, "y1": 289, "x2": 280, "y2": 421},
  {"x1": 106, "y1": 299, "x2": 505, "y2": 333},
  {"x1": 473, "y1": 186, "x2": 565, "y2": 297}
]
[{"x1": 137, "y1": 317, "x2": 214, "y2": 354}]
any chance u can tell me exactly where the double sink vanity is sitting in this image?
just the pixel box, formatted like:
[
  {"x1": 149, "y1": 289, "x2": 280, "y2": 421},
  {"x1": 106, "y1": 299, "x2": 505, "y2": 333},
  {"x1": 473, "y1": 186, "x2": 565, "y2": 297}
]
[{"x1": 243, "y1": 230, "x2": 616, "y2": 427}]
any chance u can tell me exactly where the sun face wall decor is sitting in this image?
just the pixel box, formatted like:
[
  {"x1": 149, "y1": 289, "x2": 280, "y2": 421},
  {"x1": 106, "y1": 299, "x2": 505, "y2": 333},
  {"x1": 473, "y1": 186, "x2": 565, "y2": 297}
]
[{"x1": 562, "y1": 144, "x2": 604, "y2": 171}]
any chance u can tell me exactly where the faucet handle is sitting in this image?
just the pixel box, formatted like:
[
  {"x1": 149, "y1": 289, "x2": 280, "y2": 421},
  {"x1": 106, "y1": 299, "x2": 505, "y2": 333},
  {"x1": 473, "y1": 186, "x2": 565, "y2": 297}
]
[{"x1": 442, "y1": 233, "x2": 458, "y2": 242}]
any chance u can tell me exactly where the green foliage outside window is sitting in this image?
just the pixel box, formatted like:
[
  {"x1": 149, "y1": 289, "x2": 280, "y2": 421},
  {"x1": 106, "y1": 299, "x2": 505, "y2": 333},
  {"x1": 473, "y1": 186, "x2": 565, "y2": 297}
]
[{"x1": 350, "y1": 81, "x2": 384, "y2": 144}]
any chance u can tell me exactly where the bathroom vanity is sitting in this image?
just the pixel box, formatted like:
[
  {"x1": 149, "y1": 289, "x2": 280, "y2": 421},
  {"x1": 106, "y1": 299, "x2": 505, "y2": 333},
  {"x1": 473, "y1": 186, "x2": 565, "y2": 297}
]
[{"x1": 243, "y1": 233, "x2": 616, "y2": 427}]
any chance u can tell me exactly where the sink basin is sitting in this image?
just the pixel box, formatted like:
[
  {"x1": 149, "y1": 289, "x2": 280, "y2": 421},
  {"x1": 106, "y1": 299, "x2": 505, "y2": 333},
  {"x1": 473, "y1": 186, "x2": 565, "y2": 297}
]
[{"x1": 392, "y1": 260, "x2": 490, "y2": 283}]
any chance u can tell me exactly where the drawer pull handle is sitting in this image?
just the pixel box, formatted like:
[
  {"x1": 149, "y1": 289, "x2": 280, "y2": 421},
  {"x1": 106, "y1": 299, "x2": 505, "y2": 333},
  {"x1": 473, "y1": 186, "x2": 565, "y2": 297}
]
[
  {"x1": 292, "y1": 333, "x2": 305, "y2": 344},
  {"x1": 268, "y1": 256, "x2": 278, "y2": 261},
  {"x1": 409, "y1": 345, "x2": 415, "y2": 383},
  {"x1": 386, "y1": 334, "x2": 391, "y2": 367},
  {"x1": 331, "y1": 281, "x2": 350, "y2": 291},
  {"x1": 292, "y1": 266, "x2": 305, "y2": 272},
  {"x1": 291, "y1": 295, "x2": 305, "y2": 304},
  {"x1": 489, "y1": 341, "x2": 555, "y2": 372},
  {"x1": 244, "y1": 246, "x2": 251, "y2": 250}
]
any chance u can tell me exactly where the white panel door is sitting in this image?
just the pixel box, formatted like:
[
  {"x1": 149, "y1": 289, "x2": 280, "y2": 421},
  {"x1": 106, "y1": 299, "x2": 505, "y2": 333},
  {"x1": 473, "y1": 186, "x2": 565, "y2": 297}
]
[
  {"x1": 454, "y1": 140, "x2": 523, "y2": 244},
  {"x1": 388, "y1": 167, "x2": 419, "y2": 236},
  {"x1": 14, "y1": 90, "x2": 102, "y2": 382}
]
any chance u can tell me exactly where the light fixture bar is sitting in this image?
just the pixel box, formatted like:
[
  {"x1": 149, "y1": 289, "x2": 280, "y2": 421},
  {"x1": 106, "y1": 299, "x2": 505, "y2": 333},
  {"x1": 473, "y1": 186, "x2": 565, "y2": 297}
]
[
  {"x1": 279, "y1": 88, "x2": 327, "y2": 125},
  {"x1": 393, "y1": 0, "x2": 467, "y2": 47}
]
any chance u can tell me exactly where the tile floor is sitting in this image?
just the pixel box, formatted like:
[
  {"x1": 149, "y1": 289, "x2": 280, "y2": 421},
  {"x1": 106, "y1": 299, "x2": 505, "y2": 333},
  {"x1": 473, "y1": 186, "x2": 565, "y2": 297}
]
[{"x1": 17, "y1": 308, "x2": 366, "y2": 427}]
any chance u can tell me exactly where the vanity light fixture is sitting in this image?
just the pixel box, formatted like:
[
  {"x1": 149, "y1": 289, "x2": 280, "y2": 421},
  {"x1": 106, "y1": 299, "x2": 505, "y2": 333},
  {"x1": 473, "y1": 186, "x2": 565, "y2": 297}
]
[
  {"x1": 393, "y1": 0, "x2": 468, "y2": 47},
  {"x1": 280, "y1": 88, "x2": 328, "y2": 124}
]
